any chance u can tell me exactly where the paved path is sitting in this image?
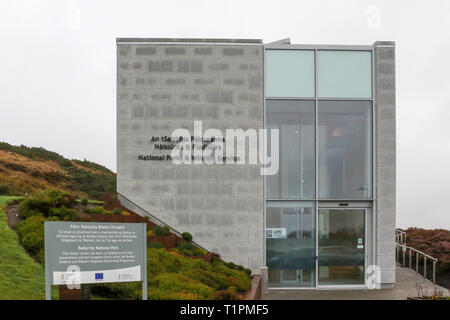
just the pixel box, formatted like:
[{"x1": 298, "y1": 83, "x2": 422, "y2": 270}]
[{"x1": 268, "y1": 267, "x2": 449, "y2": 300}]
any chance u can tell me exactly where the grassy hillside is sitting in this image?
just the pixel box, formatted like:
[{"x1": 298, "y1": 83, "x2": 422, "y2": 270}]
[
  {"x1": 0, "y1": 196, "x2": 45, "y2": 299},
  {"x1": 0, "y1": 142, "x2": 115, "y2": 200}
]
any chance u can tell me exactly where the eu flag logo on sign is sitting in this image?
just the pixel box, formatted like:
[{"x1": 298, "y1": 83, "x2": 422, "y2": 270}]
[{"x1": 95, "y1": 273, "x2": 104, "y2": 280}]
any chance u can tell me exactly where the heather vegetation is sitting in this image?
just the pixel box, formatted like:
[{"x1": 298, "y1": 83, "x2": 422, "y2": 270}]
[
  {"x1": 0, "y1": 142, "x2": 115, "y2": 199},
  {"x1": 402, "y1": 227, "x2": 450, "y2": 289}
]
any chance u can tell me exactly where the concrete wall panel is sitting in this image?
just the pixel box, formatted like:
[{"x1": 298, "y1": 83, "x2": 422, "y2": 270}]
[{"x1": 117, "y1": 41, "x2": 264, "y2": 273}]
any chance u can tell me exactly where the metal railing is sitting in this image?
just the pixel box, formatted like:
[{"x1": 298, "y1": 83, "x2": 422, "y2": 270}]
[
  {"x1": 395, "y1": 230, "x2": 438, "y2": 284},
  {"x1": 395, "y1": 229, "x2": 406, "y2": 245}
]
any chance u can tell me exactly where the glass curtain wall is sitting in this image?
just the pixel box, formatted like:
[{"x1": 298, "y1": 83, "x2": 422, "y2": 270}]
[
  {"x1": 265, "y1": 48, "x2": 373, "y2": 288},
  {"x1": 266, "y1": 100, "x2": 315, "y2": 199},
  {"x1": 318, "y1": 101, "x2": 372, "y2": 199}
]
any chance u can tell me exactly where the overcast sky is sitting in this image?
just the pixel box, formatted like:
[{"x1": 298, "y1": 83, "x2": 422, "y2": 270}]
[{"x1": 0, "y1": 0, "x2": 449, "y2": 229}]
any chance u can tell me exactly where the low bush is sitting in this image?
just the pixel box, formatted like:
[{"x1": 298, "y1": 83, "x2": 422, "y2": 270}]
[
  {"x1": 90, "y1": 206, "x2": 105, "y2": 214},
  {"x1": 92, "y1": 244, "x2": 252, "y2": 300},
  {"x1": 177, "y1": 242, "x2": 195, "y2": 251},
  {"x1": 223, "y1": 261, "x2": 252, "y2": 276},
  {"x1": 48, "y1": 205, "x2": 77, "y2": 221},
  {"x1": 91, "y1": 282, "x2": 141, "y2": 300},
  {"x1": 121, "y1": 211, "x2": 130, "y2": 216},
  {"x1": 210, "y1": 287, "x2": 241, "y2": 300},
  {"x1": 81, "y1": 198, "x2": 88, "y2": 206},
  {"x1": 148, "y1": 241, "x2": 163, "y2": 249},
  {"x1": 149, "y1": 273, "x2": 214, "y2": 300},
  {"x1": 0, "y1": 184, "x2": 11, "y2": 195},
  {"x1": 182, "y1": 232, "x2": 193, "y2": 242},
  {"x1": 147, "y1": 248, "x2": 251, "y2": 297},
  {"x1": 112, "y1": 208, "x2": 122, "y2": 215},
  {"x1": 16, "y1": 215, "x2": 58, "y2": 263},
  {"x1": 18, "y1": 189, "x2": 72, "y2": 219},
  {"x1": 176, "y1": 242, "x2": 206, "y2": 257},
  {"x1": 152, "y1": 225, "x2": 170, "y2": 236}
]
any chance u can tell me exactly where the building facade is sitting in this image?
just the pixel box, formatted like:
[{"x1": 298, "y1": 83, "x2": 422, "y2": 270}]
[{"x1": 116, "y1": 38, "x2": 396, "y2": 289}]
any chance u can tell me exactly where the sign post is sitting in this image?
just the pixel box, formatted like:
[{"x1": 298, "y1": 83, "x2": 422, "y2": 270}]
[{"x1": 44, "y1": 221, "x2": 147, "y2": 300}]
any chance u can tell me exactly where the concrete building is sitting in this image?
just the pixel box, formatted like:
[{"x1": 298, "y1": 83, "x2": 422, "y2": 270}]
[{"x1": 116, "y1": 38, "x2": 396, "y2": 289}]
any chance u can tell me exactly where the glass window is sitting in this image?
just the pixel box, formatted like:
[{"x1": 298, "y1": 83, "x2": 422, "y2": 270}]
[
  {"x1": 266, "y1": 100, "x2": 315, "y2": 199},
  {"x1": 266, "y1": 201, "x2": 316, "y2": 288},
  {"x1": 265, "y1": 50, "x2": 315, "y2": 98},
  {"x1": 317, "y1": 50, "x2": 372, "y2": 98},
  {"x1": 318, "y1": 101, "x2": 372, "y2": 199}
]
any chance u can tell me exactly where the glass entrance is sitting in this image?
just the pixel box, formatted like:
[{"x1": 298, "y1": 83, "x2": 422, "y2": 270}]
[
  {"x1": 318, "y1": 209, "x2": 366, "y2": 285},
  {"x1": 266, "y1": 202, "x2": 316, "y2": 287}
]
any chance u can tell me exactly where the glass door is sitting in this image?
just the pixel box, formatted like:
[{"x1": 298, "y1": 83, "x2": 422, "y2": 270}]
[
  {"x1": 266, "y1": 202, "x2": 316, "y2": 288},
  {"x1": 318, "y1": 209, "x2": 366, "y2": 286}
]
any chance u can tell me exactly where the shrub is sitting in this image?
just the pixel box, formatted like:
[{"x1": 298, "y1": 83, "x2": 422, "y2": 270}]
[
  {"x1": 210, "y1": 287, "x2": 241, "y2": 300},
  {"x1": 0, "y1": 184, "x2": 11, "y2": 195},
  {"x1": 148, "y1": 273, "x2": 214, "y2": 300},
  {"x1": 147, "y1": 248, "x2": 184, "y2": 275},
  {"x1": 193, "y1": 248, "x2": 207, "y2": 256},
  {"x1": 81, "y1": 198, "x2": 88, "y2": 206},
  {"x1": 147, "y1": 230, "x2": 155, "y2": 237},
  {"x1": 112, "y1": 208, "x2": 122, "y2": 215},
  {"x1": 210, "y1": 262, "x2": 251, "y2": 292},
  {"x1": 180, "y1": 269, "x2": 229, "y2": 290},
  {"x1": 177, "y1": 242, "x2": 195, "y2": 251},
  {"x1": 182, "y1": 232, "x2": 193, "y2": 242},
  {"x1": 90, "y1": 206, "x2": 105, "y2": 214},
  {"x1": 222, "y1": 261, "x2": 251, "y2": 276},
  {"x1": 121, "y1": 211, "x2": 130, "y2": 216},
  {"x1": 64, "y1": 194, "x2": 77, "y2": 207},
  {"x1": 18, "y1": 189, "x2": 72, "y2": 219},
  {"x1": 177, "y1": 242, "x2": 197, "y2": 256},
  {"x1": 176, "y1": 242, "x2": 205, "y2": 257},
  {"x1": 92, "y1": 282, "x2": 141, "y2": 300},
  {"x1": 148, "y1": 241, "x2": 163, "y2": 249},
  {"x1": 152, "y1": 225, "x2": 170, "y2": 236},
  {"x1": 103, "y1": 210, "x2": 113, "y2": 215},
  {"x1": 48, "y1": 205, "x2": 77, "y2": 221},
  {"x1": 16, "y1": 215, "x2": 58, "y2": 263}
]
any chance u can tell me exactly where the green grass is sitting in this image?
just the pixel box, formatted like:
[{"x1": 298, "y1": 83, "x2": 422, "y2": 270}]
[
  {"x1": 0, "y1": 196, "x2": 47, "y2": 299},
  {"x1": 75, "y1": 199, "x2": 104, "y2": 205}
]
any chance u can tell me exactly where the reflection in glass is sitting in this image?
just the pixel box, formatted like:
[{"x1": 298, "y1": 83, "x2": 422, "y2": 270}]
[
  {"x1": 266, "y1": 202, "x2": 315, "y2": 288},
  {"x1": 318, "y1": 101, "x2": 372, "y2": 199},
  {"x1": 266, "y1": 100, "x2": 315, "y2": 199},
  {"x1": 318, "y1": 209, "x2": 365, "y2": 285}
]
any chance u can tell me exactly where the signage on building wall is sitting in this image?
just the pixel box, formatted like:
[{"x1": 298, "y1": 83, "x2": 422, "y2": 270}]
[
  {"x1": 266, "y1": 228, "x2": 287, "y2": 239},
  {"x1": 137, "y1": 135, "x2": 241, "y2": 163},
  {"x1": 44, "y1": 221, "x2": 147, "y2": 300}
]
